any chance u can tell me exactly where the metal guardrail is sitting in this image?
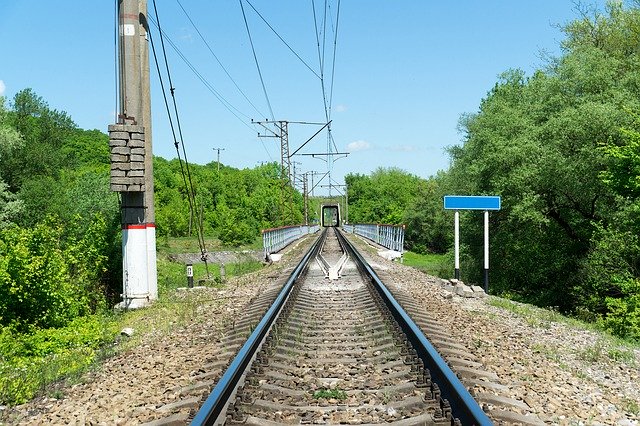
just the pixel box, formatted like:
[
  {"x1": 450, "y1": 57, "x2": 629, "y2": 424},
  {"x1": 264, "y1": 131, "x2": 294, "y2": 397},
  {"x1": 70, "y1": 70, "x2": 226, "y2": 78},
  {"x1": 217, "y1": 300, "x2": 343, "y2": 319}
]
[
  {"x1": 262, "y1": 224, "x2": 320, "y2": 259},
  {"x1": 336, "y1": 230, "x2": 492, "y2": 425},
  {"x1": 343, "y1": 223, "x2": 405, "y2": 252},
  {"x1": 192, "y1": 229, "x2": 326, "y2": 425}
]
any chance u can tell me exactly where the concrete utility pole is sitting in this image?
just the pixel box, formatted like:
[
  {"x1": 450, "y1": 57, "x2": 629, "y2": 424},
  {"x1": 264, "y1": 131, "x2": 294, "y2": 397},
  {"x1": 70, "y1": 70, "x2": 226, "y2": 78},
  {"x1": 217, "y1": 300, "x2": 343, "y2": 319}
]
[
  {"x1": 212, "y1": 147, "x2": 225, "y2": 173},
  {"x1": 109, "y1": 0, "x2": 157, "y2": 308}
]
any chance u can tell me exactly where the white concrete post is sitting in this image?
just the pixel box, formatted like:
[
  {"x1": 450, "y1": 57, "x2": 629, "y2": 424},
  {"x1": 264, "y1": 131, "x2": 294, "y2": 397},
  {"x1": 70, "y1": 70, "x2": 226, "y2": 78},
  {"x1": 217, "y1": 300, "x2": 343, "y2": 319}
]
[
  {"x1": 484, "y1": 210, "x2": 489, "y2": 292},
  {"x1": 454, "y1": 210, "x2": 460, "y2": 280}
]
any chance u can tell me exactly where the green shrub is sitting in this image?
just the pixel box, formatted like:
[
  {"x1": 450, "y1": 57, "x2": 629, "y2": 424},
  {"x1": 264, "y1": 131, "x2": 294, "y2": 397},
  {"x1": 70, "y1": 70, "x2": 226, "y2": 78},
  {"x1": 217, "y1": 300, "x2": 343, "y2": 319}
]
[
  {"x1": 0, "y1": 314, "x2": 119, "y2": 405},
  {"x1": 0, "y1": 215, "x2": 111, "y2": 331},
  {"x1": 0, "y1": 221, "x2": 80, "y2": 330},
  {"x1": 600, "y1": 293, "x2": 640, "y2": 341},
  {"x1": 579, "y1": 224, "x2": 640, "y2": 339}
]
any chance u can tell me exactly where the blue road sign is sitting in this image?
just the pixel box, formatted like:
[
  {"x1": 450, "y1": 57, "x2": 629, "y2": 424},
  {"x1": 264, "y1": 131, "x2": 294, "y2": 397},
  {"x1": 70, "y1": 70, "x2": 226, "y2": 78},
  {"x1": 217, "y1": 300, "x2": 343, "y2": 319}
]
[{"x1": 443, "y1": 195, "x2": 501, "y2": 210}]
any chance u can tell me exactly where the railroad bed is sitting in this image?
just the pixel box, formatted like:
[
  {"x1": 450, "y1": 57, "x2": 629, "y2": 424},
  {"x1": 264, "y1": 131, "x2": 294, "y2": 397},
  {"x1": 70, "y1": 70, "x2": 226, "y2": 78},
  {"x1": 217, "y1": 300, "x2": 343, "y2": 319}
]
[
  {"x1": 226, "y1": 228, "x2": 447, "y2": 424},
  {"x1": 189, "y1": 228, "x2": 542, "y2": 425}
]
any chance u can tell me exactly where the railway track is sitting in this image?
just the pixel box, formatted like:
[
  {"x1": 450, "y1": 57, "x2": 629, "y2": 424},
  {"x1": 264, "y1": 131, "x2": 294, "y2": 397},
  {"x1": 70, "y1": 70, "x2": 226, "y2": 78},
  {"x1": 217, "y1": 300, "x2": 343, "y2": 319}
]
[{"x1": 190, "y1": 228, "x2": 493, "y2": 425}]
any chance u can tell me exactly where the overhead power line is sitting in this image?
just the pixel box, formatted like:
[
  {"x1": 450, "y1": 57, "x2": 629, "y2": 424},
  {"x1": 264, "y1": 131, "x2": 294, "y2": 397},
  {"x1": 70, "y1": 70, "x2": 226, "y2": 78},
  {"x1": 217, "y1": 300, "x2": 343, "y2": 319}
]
[
  {"x1": 239, "y1": 0, "x2": 275, "y2": 121},
  {"x1": 150, "y1": 0, "x2": 209, "y2": 274},
  {"x1": 244, "y1": 0, "x2": 321, "y2": 80},
  {"x1": 175, "y1": 0, "x2": 265, "y2": 119},
  {"x1": 328, "y1": 0, "x2": 341, "y2": 121},
  {"x1": 146, "y1": 12, "x2": 274, "y2": 160}
]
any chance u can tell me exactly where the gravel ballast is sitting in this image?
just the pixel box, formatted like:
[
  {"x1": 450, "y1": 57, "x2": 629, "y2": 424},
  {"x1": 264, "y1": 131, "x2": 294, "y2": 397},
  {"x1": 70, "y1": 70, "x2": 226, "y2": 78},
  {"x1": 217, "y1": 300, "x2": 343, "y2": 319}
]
[{"x1": 348, "y1": 234, "x2": 640, "y2": 426}]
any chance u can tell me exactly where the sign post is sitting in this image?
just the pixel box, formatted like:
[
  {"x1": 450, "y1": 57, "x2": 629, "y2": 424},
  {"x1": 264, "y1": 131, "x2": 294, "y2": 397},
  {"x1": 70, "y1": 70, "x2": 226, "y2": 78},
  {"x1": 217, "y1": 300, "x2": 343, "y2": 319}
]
[
  {"x1": 443, "y1": 196, "x2": 501, "y2": 292},
  {"x1": 186, "y1": 263, "x2": 194, "y2": 288}
]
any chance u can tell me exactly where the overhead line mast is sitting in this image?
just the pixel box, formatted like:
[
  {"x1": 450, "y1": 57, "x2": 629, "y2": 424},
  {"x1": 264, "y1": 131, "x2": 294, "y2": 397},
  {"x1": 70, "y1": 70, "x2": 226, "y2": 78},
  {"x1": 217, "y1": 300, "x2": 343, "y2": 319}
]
[{"x1": 110, "y1": 0, "x2": 157, "y2": 309}]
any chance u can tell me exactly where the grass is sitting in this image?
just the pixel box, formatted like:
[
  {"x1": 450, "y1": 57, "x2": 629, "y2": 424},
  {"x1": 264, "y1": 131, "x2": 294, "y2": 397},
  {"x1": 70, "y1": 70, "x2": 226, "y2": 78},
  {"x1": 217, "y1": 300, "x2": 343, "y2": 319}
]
[
  {"x1": 488, "y1": 297, "x2": 639, "y2": 367},
  {"x1": 157, "y1": 255, "x2": 262, "y2": 296},
  {"x1": 623, "y1": 397, "x2": 640, "y2": 416},
  {"x1": 402, "y1": 251, "x2": 451, "y2": 277},
  {"x1": 312, "y1": 388, "x2": 347, "y2": 400},
  {"x1": 488, "y1": 298, "x2": 576, "y2": 327},
  {"x1": 0, "y1": 237, "x2": 265, "y2": 408},
  {"x1": 157, "y1": 235, "x2": 263, "y2": 254},
  {"x1": 0, "y1": 314, "x2": 121, "y2": 406}
]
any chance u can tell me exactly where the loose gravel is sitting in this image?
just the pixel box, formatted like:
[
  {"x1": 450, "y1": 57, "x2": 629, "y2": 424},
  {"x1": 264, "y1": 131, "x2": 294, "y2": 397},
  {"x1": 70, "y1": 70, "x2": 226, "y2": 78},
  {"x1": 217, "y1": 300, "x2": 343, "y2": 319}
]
[
  {"x1": 0, "y1": 238, "x2": 314, "y2": 426},
  {"x1": 347, "y1": 235, "x2": 640, "y2": 426}
]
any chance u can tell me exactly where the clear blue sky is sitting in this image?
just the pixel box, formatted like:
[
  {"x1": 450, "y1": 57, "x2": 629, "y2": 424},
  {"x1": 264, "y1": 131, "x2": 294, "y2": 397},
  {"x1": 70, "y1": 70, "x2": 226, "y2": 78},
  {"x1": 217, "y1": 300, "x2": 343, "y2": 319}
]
[{"x1": 0, "y1": 1, "x2": 608, "y2": 195}]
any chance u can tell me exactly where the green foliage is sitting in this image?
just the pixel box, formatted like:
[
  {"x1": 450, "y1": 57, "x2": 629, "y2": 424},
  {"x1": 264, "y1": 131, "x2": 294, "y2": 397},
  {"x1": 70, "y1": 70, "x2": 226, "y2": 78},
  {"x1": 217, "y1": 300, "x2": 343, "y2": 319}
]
[
  {"x1": 2, "y1": 89, "x2": 76, "y2": 193},
  {"x1": 441, "y1": 2, "x2": 640, "y2": 338},
  {"x1": 0, "y1": 179, "x2": 23, "y2": 228},
  {"x1": 0, "y1": 217, "x2": 110, "y2": 330},
  {"x1": 0, "y1": 314, "x2": 119, "y2": 405},
  {"x1": 403, "y1": 173, "x2": 450, "y2": 253},
  {"x1": 154, "y1": 158, "x2": 301, "y2": 242},
  {"x1": 346, "y1": 167, "x2": 422, "y2": 224}
]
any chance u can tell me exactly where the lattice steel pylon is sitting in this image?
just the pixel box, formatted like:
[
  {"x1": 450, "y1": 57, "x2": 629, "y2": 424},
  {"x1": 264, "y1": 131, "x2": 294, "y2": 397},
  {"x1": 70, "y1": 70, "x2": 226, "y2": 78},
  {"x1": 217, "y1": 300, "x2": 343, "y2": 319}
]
[
  {"x1": 278, "y1": 121, "x2": 295, "y2": 225},
  {"x1": 254, "y1": 120, "x2": 295, "y2": 225}
]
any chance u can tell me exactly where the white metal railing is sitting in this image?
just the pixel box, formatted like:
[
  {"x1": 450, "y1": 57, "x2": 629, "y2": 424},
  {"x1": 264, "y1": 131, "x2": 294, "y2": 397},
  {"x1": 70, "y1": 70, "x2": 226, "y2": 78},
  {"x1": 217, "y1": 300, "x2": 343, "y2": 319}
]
[
  {"x1": 262, "y1": 224, "x2": 320, "y2": 259},
  {"x1": 343, "y1": 223, "x2": 405, "y2": 252}
]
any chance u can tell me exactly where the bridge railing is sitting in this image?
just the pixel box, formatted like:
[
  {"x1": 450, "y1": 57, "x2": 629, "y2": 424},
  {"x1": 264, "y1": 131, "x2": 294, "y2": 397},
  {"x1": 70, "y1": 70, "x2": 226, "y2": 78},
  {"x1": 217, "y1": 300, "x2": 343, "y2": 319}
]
[
  {"x1": 262, "y1": 224, "x2": 320, "y2": 259},
  {"x1": 343, "y1": 223, "x2": 405, "y2": 252}
]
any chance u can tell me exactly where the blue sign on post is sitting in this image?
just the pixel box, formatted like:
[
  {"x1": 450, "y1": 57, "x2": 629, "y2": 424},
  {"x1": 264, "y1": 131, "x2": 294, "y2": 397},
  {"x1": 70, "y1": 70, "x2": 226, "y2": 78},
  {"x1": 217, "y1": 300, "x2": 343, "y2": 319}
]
[
  {"x1": 443, "y1": 195, "x2": 501, "y2": 293},
  {"x1": 443, "y1": 195, "x2": 501, "y2": 211}
]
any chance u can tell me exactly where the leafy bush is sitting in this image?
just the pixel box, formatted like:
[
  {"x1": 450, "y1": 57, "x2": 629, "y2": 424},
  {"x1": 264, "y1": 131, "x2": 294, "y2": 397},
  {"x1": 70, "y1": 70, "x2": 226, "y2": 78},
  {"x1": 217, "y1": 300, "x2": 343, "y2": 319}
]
[
  {"x1": 0, "y1": 215, "x2": 111, "y2": 331},
  {"x1": 0, "y1": 221, "x2": 80, "y2": 330},
  {"x1": 600, "y1": 291, "x2": 640, "y2": 341},
  {"x1": 0, "y1": 315, "x2": 119, "y2": 405}
]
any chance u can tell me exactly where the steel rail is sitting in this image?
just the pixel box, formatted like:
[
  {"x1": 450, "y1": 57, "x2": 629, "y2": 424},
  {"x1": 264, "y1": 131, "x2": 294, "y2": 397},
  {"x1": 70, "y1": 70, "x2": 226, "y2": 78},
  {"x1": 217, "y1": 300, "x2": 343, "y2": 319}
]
[
  {"x1": 336, "y1": 229, "x2": 493, "y2": 425},
  {"x1": 191, "y1": 229, "x2": 327, "y2": 425}
]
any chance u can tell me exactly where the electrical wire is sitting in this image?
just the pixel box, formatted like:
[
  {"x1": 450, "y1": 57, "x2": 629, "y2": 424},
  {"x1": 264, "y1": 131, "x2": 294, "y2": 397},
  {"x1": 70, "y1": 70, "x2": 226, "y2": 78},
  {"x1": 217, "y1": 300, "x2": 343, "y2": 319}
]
[
  {"x1": 114, "y1": 0, "x2": 120, "y2": 122},
  {"x1": 239, "y1": 0, "x2": 275, "y2": 121},
  {"x1": 146, "y1": 14, "x2": 274, "y2": 162},
  {"x1": 175, "y1": 0, "x2": 266, "y2": 119},
  {"x1": 244, "y1": 0, "x2": 321, "y2": 80},
  {"x1": 328, "y1": 0, "x2": 341, "y2": 121},
  {"x1": 150, "y1": 0, "x2": 210, "y2": 276},
  {"x1": 147, "y1": 15, "x2": 252, "y2": 124}
]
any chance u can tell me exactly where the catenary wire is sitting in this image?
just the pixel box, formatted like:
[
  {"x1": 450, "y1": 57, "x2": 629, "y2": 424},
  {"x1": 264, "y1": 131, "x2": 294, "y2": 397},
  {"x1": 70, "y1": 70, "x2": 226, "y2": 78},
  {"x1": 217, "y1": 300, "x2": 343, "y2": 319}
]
[
  {"x1": 146, "y1": 14, "x2": 274, "y2": 160},
  {"x1": 175, "y1": 0, "x2": 266, "y2": 118},
  {"x1": 239, "y1": 0, "x2": 275, "y2": 121},
  {"x1": 244, "y1": 0, "x2": 321, "y2": 80},
  {"x1": 151, "y1": 0, "x2": 210, "y2": 274},
  {"x1": 328, "y1": 0, "x2": 340, "y2": 121}
]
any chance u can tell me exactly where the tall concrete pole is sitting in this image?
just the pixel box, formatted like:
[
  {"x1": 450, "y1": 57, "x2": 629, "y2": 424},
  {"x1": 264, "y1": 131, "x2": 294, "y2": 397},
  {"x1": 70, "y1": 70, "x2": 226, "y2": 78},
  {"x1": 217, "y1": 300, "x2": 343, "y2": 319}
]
[
  {"x1": 111, "y1": 0, "x2": 156, "y2": 308},
  {"x1": 140, "y1": 0, "x2": 157, "y2": 301}
]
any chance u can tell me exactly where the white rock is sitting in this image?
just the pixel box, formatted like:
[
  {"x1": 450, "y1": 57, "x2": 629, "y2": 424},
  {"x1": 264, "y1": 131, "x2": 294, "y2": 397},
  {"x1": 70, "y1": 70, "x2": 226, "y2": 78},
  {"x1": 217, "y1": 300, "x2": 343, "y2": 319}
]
[{"x1": 121, "y1": 327, "x2": 134, "y2": 337}]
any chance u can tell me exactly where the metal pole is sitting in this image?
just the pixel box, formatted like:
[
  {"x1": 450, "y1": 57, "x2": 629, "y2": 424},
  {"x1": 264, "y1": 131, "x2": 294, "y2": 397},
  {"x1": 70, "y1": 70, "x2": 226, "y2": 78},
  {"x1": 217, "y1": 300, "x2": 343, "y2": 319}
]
[
  {"x1": 484, "y1": 210, "x2": 489, "y2": 292},
  {"x1": 303, "y1": 172, "x2": 309, "y2": 225},
  {"x1": 213, "y1": 147, "x2": 225, "y2": 173},
  {"x1": 345, "y1": 187, "x2": 348, "y2": 224},
  {"x1": 454, "y1": 210, "x2": 460, "y2": 280}
]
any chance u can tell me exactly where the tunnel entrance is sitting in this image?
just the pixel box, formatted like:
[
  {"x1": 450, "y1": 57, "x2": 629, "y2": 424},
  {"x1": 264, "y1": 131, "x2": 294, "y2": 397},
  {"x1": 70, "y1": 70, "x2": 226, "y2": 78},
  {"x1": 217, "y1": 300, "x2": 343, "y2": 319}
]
[{"x1": 321, "y1": 204, "x2": 340, "y2": 227}]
